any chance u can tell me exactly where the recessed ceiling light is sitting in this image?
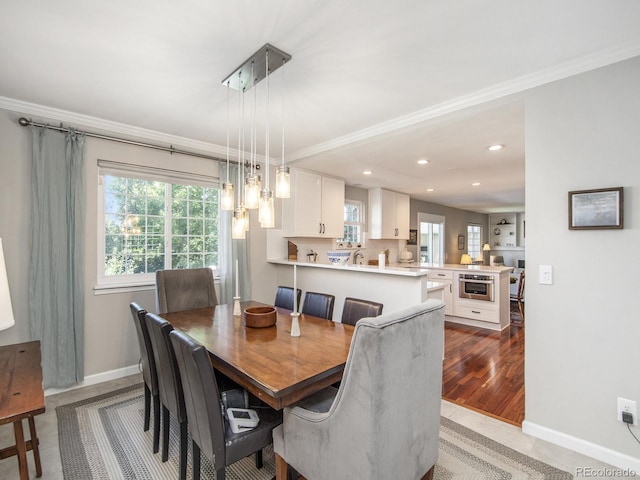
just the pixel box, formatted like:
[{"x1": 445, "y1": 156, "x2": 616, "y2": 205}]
[
  {"x1": 426, "y1": 188, "x2": 434, "y2": 192},
  {"x1": 363, "y1": 170, "x2": 372, "y2": 175},
  {"x1": 471, "y1": 182, "x2": 481, "y2": 186},
  {"x1": 488, "y1": 144, "x2": 504, "y2": 151},
  {"x1": 417, "y1": 159, "x2": 429, "y2": 165}
]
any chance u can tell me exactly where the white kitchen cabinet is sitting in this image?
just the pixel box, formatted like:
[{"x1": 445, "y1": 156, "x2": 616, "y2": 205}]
[
  {"x1": 282, "y1": 168, "x2": 345, "y2": 237},
  {"x1": 368, "y1": 188, "x2": 410, "y2": 239},
  {"x1": 427, "y1": 269, "x2": 453, "y2": 315}
]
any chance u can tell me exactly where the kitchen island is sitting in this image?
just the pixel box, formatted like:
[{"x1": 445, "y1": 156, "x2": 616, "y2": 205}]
[
  {"x1": 269, "y1": 260, "x2": 513, "y2": 330},
  {"x1": 268, "y1": 259, "x2": 445, "y2": 321}
]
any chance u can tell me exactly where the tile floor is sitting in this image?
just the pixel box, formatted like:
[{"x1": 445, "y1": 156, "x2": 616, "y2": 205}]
[{"x1": 0, "y1": 374, "x2": 614, "y2": 479}]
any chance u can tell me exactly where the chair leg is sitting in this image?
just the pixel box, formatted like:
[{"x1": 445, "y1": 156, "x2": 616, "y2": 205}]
[
  {"x1": 192, "y1": 440, "x2": 201, "y2": 480},
  {"x1": 518, "y1": 300, "x2": 525, "y2": 322},
  {"x1": 421, "y1": 465, "x2": 435, "y2": 480},
  {"x1": 179, "y1": 421, "x2": 188, "y2": 480},
  {"x1": 255, "y1": 449, "x2": 263, "y2": 469},
  {"x1": 287, "y1": 465, "x2": 299, "y2": 480},
  {"x1": 143, "y1": 384, "x2": 151, "y2": 432},
  {"x1": 152, "y1": 394, "x2": 160, "y2": 454},
  {"x1": 161, "y1": 405, "x2": 169, "y2": 462},
  {"x1": 216, "y1": 468, "x2": 226, "y2": 480}
]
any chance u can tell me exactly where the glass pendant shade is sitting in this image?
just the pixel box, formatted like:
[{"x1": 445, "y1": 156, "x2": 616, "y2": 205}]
[
  {"x1": 259, "y1": 190, "x2": 275, "y2": 228},
  {"x1": 276, "y1": 166, "x2": 290, "y2": 198},
  {"x1": 245, "y1": 175, "x2": 261, "y2": 209},
  {"x1": 221, "y1": 183, "x2": 234, "y2": 211},
  {"x1": 232, "y1": 207, "x2": 247, "y2": 239}
]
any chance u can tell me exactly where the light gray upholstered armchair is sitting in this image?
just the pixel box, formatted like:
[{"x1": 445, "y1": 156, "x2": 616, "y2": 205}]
[
  {"x1": 273, "y1": 299, "x2": 445, "y2": 480},
  {"x1": 155, "y1": 268, "x2": 217, "y2": 314}
]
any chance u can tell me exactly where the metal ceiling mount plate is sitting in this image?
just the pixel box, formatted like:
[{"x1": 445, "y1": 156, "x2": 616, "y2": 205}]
[{"x1": 222, "y1": 43, "x2": 291, "y2": 91}]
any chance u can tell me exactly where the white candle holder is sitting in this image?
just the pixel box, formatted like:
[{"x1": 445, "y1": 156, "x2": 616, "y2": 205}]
[
  {"x1": 233, "y1": 296, "x2": 241, "y2": 316},
  {"x1": 290, "y1": 312, "x2": 301, "y2": 337}
]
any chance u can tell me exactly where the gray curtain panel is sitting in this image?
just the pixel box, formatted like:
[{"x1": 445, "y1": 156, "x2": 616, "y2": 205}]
[
  {"x1": 218, "y1": 162, "x2": 250, "y2": 304},
  {"x1": 30, "y1": 126, "x2": 85, "y2": 388}
]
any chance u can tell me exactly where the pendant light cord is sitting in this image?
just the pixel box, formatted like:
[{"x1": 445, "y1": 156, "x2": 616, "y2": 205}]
[{"x1": 264, "y1": 48, "x2": 270, "y2": 188}]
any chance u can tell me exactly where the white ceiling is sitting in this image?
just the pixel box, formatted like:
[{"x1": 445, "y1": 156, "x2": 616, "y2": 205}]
[{"x1": 2, "y1": 1, "x2": 640, "y2": 213}]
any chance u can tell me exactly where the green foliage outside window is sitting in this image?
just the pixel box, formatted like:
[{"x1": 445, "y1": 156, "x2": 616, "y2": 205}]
[{"x1": 103, "y1": 175, "x2": 219, "y2": 276}]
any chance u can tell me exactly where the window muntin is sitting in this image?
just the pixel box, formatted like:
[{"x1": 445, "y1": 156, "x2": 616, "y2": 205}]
[
  {"x1": 99, "y1": 173, "x2": 219, "y2": 286},
  {"x1": 467, "y1": 224, "x2": 482, "y2": 260},
  {"x1": 339, "y1": 200, "x2": 364, "y2": 245}
]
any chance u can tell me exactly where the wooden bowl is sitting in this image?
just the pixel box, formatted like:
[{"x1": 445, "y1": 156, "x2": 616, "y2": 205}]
[{"x1": 243, "y1": 306, "x2": 277, "y2": 328}]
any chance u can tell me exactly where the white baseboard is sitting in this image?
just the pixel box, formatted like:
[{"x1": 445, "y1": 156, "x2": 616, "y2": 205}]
[
  {"x1": 44, "y1": 364, "x2": 140, "y2": 396},
  {"x1": 522, "y1": 420, "x2": 640, "y2": 472}
]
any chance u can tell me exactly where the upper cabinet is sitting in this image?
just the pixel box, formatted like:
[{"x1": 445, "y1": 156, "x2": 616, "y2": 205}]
[
  {"x1": 368, "y1": 188, "x2": 410, "y2": 239},
  {"x1": 282, "y1": 168, "x2": 345, "y2": 237},
  {"x1": 489, "y1": 212, "x2": 525, "y2": 249}
]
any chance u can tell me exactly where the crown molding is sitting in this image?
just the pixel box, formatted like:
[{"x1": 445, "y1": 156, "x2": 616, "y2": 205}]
[
  {"x1": 2, "y1": 42, "x2": 639, "y2": 165},
  {"x1": 0, "y1": 96, "x2": 231, "y2": 158},
  {"x1": 288, "y1": 43, "x2": 640, "y2": 162}
]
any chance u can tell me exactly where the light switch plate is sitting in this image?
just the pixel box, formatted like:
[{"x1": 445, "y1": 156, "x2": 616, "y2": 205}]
[{"x1": 539, "y1": 265, "x2": 553, "y2": 284}]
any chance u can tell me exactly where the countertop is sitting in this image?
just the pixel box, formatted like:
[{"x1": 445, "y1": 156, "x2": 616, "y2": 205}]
[{"x1": 268, "y1": 259, "x2": 513, "y2": 276}]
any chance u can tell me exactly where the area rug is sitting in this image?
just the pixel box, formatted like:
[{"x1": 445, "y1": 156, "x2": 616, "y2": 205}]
[{"x1": 57, "y1": 384, "x2": 572, "y2": 479}]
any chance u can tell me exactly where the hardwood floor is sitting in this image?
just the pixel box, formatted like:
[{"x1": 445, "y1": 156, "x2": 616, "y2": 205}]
[{"x1": 442, "y1": 316, "x2": 524, "y2": 426}]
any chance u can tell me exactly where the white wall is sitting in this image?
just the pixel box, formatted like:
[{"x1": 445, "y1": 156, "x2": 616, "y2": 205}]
[{"x1": 523, "y1": 56, "x2": 640, "y2": 468}]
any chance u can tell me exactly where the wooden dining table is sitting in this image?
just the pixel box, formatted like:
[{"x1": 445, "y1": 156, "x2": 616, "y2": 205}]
[{"x1": 160, "y1": 300, "x2": 355, "y2": 410}]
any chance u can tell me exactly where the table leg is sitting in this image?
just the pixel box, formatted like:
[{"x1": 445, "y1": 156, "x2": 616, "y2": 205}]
[
  {"x1": 13, "y1": 419, "x2": 29, "y2": 480},
  {"x1": 28, "y1": 416, "x2": 42, "y2": 477},
  {"x1": 275, "y1": 452, "x2": 288, "y2": 480}
]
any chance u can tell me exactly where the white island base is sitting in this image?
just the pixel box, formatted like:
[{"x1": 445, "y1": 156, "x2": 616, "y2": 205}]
[{"x1": 269, "y1": 260, "x2": 445, "y2": 321}]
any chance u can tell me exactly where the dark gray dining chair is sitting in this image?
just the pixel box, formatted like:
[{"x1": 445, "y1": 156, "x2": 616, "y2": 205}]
[
  {"x1": 341, "y1": 297, "x2": 384, "y2": 326},
  {"x1": 274, "y1": 286, "x2": 302, "y2": 311},
  {"x1": 301, "y1": 292, "x2": 335, "y2": 320},
  {"x1": 145, "y1": 313, "x2": 188, "y2": 480},
  {"x1": 129, "y1": 303, "x2": 160, "y2": 454},
  {"x1": 156, "y1": 267, "x2": 217, "y2": 314},
  {"x1": 169, "y1": 329, "x2": 282, "y2": 480}
]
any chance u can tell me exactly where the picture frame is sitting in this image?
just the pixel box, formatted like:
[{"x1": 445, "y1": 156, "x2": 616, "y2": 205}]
[
  {"x1": 458, "y1": 234, "x2": 465, "y2": 250},
  {"x1": 408, "y1": 229, "x2": 417, "y2": 245},
  {"x1": 568, "y1": 187, "x2": 623, "y2": 230}
]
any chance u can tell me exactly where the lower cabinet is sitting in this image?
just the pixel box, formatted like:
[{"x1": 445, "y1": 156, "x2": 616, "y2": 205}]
[
  {"x1": 427, "y1": 270, "x2": 453, "y2": 315},
  {"x1": 453, "y1": 301, "x2": 499, "y2": 324}
]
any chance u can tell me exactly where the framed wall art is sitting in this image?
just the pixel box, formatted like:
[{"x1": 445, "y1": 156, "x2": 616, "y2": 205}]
[
  {"x1": 568, "y1": 187, "x2": 623, "y2": 230},
  {"x1": 408, "y1": 229, "x2": 417, "y2": 245},
  {"x1": 458, "y1": 234, "x2": 465, "y2": 250}
]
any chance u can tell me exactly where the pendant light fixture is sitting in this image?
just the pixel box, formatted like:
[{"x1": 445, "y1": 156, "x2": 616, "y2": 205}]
[
  {"x1": 259, "y1": 48, "x2": 275, "y2": 228},
  {"x1": 222, "y1": 44, "x2": 291, "y2": 232},
  {"x1": 220, "y1": 83, "x2": 234, "y2": 211},
  {"x1": 244, "y1": 61, "x2": 261, "y2": 210},
  {"x1": 232, "y1": 71, "x2": 247, "y2": 239},
  {"x1": 276, "y1": 63, "x2": 290, "y2": 198}
]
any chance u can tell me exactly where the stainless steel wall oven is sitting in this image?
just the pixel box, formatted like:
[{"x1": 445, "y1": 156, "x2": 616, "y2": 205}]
[{"x1": 458, "y1": 273, "x2": 494, "y2": 302}]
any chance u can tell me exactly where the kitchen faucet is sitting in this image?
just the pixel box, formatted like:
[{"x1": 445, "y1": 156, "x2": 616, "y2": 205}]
[{"x1": 353, "y1": 249, "x2": 364, "y2": 264}]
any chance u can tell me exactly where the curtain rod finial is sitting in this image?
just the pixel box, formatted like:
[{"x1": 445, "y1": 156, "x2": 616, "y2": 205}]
[{"x1": 18, "y1": 117, "x2": 30, "y2": 127}]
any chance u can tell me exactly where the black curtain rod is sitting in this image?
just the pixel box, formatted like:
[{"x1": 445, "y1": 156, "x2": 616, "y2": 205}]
[{"x1": 17, "y1": 117, "x2": 257, "y2": 168}]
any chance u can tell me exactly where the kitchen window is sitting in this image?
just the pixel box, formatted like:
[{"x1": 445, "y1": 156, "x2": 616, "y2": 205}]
[
  {"x1": 467, "y1": 224, "x2": 482, "y2": 260},
  {"x1": 97, "y1": 162, "x2": 219, "y2": 289},
  {"x1": 338, "y1": 199, "x2": 364, "y2": 245}
]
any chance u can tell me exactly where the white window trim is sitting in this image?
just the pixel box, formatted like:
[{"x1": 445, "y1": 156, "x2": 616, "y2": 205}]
[
  {"x1": 96, "y1": 160, "x2": 220, "y2": 290},
  {"x1": 339, "y1": 199, "x2": 366, "y2": 246}
]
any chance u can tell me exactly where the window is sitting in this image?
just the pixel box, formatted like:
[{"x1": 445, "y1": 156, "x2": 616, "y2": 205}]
[
  {"x1": 338, "y1": 199, "x2": 364, "y2": 245},
  {"x1": 419, "y1": 213, "x2": 445, "y2": 264},
  {"x1": 467, "y1": 224, "x2": 482, "y2": 260},
  {"x1": 98, "y1": 168, "x2": 219, "y2": 287}
]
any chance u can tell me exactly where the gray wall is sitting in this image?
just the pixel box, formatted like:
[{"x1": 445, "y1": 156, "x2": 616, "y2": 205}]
[
  {"x1": 0, "y1": 109, "x2": 273, "y2": 379},
  {"x1": 523, "y1": 56, "x2": 640, "y2": 465},
  {"x1": 410, "y1": 198, "x2": 488, "y2": 264}
]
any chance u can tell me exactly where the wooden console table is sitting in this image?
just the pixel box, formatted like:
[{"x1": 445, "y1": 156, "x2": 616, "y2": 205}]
[{"x1": 0, "y1": 341, "x2": 45, "y2": 479}]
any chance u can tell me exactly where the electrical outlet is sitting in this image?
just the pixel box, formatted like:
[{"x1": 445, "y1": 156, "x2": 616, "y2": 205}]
[
  {"x1": 617, "y1": 397, "x2": 638, "y2": 426},
  {"x1": 539, "y1": 265, "x2": 553, "y2": 285}
]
